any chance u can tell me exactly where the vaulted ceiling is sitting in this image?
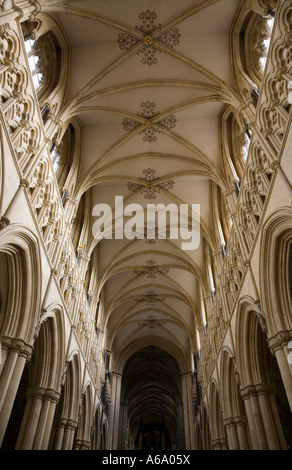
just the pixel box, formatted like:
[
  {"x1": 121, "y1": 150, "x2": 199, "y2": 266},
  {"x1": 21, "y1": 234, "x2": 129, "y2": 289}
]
[{"x1": 48, "y1": 0, "x2": 242, "y2": 440}]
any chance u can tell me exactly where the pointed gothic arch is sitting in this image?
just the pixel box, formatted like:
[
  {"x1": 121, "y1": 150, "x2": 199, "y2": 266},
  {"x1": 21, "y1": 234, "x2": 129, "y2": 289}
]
[
  {"x1": 219, "y1": 347, "x2": 250, "y2": 449},
  {"x1": 48, "y1": 351, "x2": 82, "y2": 450},
  {"x1": 74, "y1": 383, "x2": 94, "y2": 450},
  {"x1": 0, "y1": 224, "x2": 41, "y2": 343},
  {"x1": 8, "y1": 307, "x2": 66, "y2": 450},
  {"x1": 208, "y1": 380, "x2": 228, "y2": 450},
  {"x1": 235, "y1": 296, "x2": 290, "y2": 449},
  {"x1": 260, "y1": 207, "x2": 292, "y2": 334}
]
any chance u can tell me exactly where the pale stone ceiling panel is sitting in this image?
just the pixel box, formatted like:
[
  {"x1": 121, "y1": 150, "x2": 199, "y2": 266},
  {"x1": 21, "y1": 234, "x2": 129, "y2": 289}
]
[
  {"x1": 68, "y1": 0, "x2": 199, "y2": 26},
  {"x1": 51, "y1": 0, "x2": 243, "y2": 383}
]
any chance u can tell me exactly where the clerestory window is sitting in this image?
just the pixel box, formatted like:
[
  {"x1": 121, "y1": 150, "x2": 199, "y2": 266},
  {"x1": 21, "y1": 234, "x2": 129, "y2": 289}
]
[
  {"x1": 252, "y1": 16, "x2": 274, "y2": 74},
  {"x1": 22, "y1": 21, "x2": 62, "y2": 104},
  {"x1": 24, "y1": 38, "x2": 43, "y2": 90},
  {"x1": 241, "y1": 12, "x2": 275, "y2": 90}
]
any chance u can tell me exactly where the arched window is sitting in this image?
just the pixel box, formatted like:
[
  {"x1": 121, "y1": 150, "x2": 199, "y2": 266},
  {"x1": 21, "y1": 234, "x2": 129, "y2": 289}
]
[
  {"x1": 50, "y1": 124, "x2": 75, "y2": 191},
  {"x1": 196, "y1": 328, "x2": 201, "y2": 356},
  {"x1": 240, "y1": 128, "x2": 251, "y2": 163},
  {"x1": 239, "y1": 11, "x2": 275, "y2": 91},
  {"x1": 251, "y1": 16, "x2": 274, "y2": 75},
  {"x1": 218, "y1": 187, "x2": 232, "y2": 246},
  {"x1": 71, "y1": 191, "x2": 86, "y2": 252},
  {"x1": 223, "y1": 110, "x2": 248, "y2": 185},
  {"x1": 231, "y1": 4, "x2": 276, "y2": 103},
  {"x1": 22, "y1": 21, "x2": 62, "y2": 103},
  {"x1": 205, "y1": 242, "x2": 216, "y2": 301},
  {"x1": 24, "y1": 38, "x2": 44, "y2": 90},
  {"x1": 211, "y1": 182, "x2": 231, "y2": 256}
]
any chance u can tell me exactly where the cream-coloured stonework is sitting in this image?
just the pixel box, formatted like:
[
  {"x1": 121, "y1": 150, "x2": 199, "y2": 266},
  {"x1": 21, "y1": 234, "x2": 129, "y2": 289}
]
[{"x1": 0, "y1": 0, "x2": 291, "y2": 451}]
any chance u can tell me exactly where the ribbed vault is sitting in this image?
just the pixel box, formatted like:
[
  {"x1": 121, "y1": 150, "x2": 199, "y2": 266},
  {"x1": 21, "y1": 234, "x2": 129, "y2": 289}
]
[
  {"x1": 121, "y1": 346, "x2": 182, "y2": 450},
  {"x1": 39, "y1": 0, "x2": 243, "y2": 448}
]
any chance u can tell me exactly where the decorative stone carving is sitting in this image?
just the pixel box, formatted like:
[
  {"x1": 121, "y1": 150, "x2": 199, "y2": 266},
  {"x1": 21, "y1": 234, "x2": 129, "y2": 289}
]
[
  {"x1": 127, "y1": 168, "x2": 174, "y2": 199},
  {"x1": 117, "y1": 10, "x2": 180, "y2": 66}
]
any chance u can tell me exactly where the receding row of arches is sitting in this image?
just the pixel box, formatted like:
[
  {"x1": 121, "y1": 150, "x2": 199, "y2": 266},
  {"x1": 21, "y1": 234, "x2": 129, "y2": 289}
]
[
  {"x1": 195, "y1": 304, "x2": 292, "y2": 450},
  {"x1": 0, "y1": 202, "x2": 291, "y2": 450}
]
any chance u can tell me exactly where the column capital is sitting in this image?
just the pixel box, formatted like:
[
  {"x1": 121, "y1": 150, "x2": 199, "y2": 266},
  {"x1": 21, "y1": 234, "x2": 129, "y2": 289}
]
[
  {"x1": 26, "y1": 386, "x2": 61, "y2": 403},
  {"x1": 224, "y1": 415, "x2": 246, "y2": 428},
  {"x1": 211, "y1": 437, "x2": 227, "y2": 450},
  {"x1": 240, "y1": 385, "x2": 257, "y2": 399},
  {"x1": 223, "y1": 417, "x2": 236, "y2": 428},
  {"x1": 0, "y1": 335, "x2": 34, "y2": 361},
  {"x1": 255, "y1": 383, "x2": 275, "y2": 396},
  {"x1": 240, "y1": 382, "x2": 275, "y2": 399},
  {"x1": 268, "y1": 330, "x2": 292, "y2": 354},
  {"x1": 64, "y1": 419, "x2": 78, "y2": 431}
]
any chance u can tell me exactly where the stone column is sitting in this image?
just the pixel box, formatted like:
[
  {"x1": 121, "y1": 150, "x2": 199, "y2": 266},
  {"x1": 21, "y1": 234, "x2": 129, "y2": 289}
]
[
  {"x1": 241, "y1": 385, "x2": 268, "y2": 449},
  {"x1": 51, "y1": 417, "x2": 78, "y2": 450},
  {"x1": 15, "y1": 387, "x2": 43, "y2": 449},
  {"x1": 0, "y1": 337, "x2": 33, "y2": 447},
  {"x1": 268, "y1": 331, "x2": 292, "y2": 412},
  {"x1": 224, "y1": 416, "x2": 249, "y2": 450},
  {"x1": 74, "y1": 438, "x2": 90, "y2": 450},
  {"x1": 224, "y1": 417, "x2": 240, "y2": 449},
  {"x1": 15, "y1": 386, "x2": 60, "y2": 449},
  {"x1": 256, "y1": 383, "x2": 287, "y2": 450},
  {"x1": 52, "y1": 418, "x2": 66, "y2": 450},
  {"x1": 61, "y1": 419, "x2": 78, "y2": 450},
  {"x1": 68, "y1": 419, "x2": 79, "y2": 450},
  {"x1": 118, "y1": 402, "x2": 128, "y2": 450},
  {"x1": 34, "y1": 389, "x2": 60, "y2": 449},
  {"x1": 240, "y1": 387, "x2": 260, "y2": 449},
  {"x1": 181, "y1": 372, "x2": 195, "y2": 450},
  {"x1": 177, "y1": 402, "x2": 185, "y2": 449},
  {"x1": 211, "y1": 437, "x2": 228, "y2": 450},
  {"x1": 234, "y1": 416, "x2": 249, "y2": 450},
  {"x1": 108, "y1": 372, "x2": 122, "y2": 450},
  {"x1": 241, "y1": 383, "x2": 287, "y2": 450}
]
